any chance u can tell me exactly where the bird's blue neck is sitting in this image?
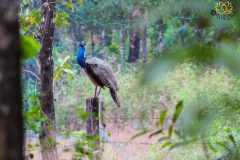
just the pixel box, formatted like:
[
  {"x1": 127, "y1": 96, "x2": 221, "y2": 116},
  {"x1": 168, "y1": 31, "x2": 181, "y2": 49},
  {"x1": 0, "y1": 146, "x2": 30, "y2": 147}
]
[{"x1": 77, "y1": 46, "x2": 85, "y2": 68}]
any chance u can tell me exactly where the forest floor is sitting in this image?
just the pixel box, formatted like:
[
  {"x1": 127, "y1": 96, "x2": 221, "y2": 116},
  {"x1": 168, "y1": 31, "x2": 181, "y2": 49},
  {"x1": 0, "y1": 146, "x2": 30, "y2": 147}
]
[
  {"x1": 26, "y1": 122, "x2": 204, "y2": 160},
  {"x1": 26, "y1": 122, "x2": 164, "y2": 160}
]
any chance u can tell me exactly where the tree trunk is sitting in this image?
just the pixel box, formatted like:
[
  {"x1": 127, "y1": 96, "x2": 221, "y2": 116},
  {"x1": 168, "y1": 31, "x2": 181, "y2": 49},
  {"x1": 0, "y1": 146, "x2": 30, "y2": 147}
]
[
  {"x1": 0, "y1": 0, "x2": 23, "y2": 160},
  {"x1": 105, "y1": 28, "x2": 112, "y2": 45},
  {"x1": 129, "y1": 29, "x2": 140, "y2": 63},
  {"x1": 142, "y1": 27, "x2": 148, "y2": 63},
  {"x1": 194, "y1": 25, "x2": 202, "y2": 40},
  {"x1": 98, "y1": 29, "x2": 107, "y2": 59},
  {"x1": 157, "y1": 19, "x2": 164, "y2": 53},
  {"x1": 86, "y1": 97, "x2": 101, "y2": 160},
  {"x1": 120, "y1": 30, "x2": 126, "y2": 66},
  {"x1": 180, "y1": 17, "x2": 189, "y2": 45},
  {"x1": 90, "y1": 29, "x2": 95, "y2": 55},
  {"x1": 100, "y1": 29, "x2": 105, "y2": 46},
  {"x1": 39, "y1": 0, "x2": 58, "y2": 159}
]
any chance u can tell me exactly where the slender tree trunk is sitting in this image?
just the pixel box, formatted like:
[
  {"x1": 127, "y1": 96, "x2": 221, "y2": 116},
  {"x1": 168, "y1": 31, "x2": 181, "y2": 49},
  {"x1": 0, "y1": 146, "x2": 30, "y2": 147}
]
[
  {"x1": 105, "y1": 27, "x2": 112, "y2": 45},
  {"x1": 142, "y1": 26, "x2": 148, "y2": 63},
  {"x1": 157, "y1": 19, "x2": 164, "y2": 53},
  {"x1": 194, "y1": 25, "x2": 202, "y2": 40},
  {"x1": 120, "y1": 30, "x2": 126, "y2": 66},
  {"x1": 39, "y1": 0, "x2": 58, "y2": 159},
  {"x1": 129, "y1": 29, "x2": 140, "y2": 63},
  {"x1": 0, "y1": 0, "x2": 23, "y2": 160},
  {"x1": 180, "y1": 17, "x2": 189, "y2": 45},
  {"x1": 100, "y1": 29, "x2": 105, "y2": 46},
  {"x1": 71, "y1": 31, "x2": 77, "y2": 51},
  {"x1": 90, "y1": 29, "x2": 95, "y2": 55},
  {"x1": 99, "y1": 28, "x2": 107, "y2": 59}
]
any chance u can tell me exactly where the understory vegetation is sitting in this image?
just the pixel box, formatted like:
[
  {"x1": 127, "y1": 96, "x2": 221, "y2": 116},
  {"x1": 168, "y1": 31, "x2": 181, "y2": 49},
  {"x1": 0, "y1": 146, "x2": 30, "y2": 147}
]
[
  {"x1": 19, "y1": 0, "x2": 240, "y2": 159},
  {"x1": 23, "y1": 57, "x2": 240, "y2": 159}
]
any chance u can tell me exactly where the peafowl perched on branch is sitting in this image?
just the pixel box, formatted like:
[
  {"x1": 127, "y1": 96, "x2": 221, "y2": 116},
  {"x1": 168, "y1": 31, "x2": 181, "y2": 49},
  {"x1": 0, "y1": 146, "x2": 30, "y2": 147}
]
[{"x1": 76, "y1": 41, "x2": 121, "y2": 108}]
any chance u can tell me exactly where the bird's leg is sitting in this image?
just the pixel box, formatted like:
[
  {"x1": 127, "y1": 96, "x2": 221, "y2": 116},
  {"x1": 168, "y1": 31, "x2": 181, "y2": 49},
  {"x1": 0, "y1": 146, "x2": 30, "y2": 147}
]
[
  {"x1": 94, "y1": 86, "x2": 97, "y2": 97},
  {"x1": 97, "y1": 88, "x2": 101, "y2": 96}
]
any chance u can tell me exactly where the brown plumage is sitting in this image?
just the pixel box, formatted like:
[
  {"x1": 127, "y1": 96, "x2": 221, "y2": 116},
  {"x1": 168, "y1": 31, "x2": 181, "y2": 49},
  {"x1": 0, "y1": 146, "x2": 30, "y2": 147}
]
[{"x1": 84, "y1": 57, "x2": 121, "y2": 108}]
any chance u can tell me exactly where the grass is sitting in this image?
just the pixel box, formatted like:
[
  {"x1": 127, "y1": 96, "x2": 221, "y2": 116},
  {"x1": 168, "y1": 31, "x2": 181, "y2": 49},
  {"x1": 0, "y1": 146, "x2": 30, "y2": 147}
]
[{"x1": 25, "y1": 61, "x2": 240, "y2": 159}]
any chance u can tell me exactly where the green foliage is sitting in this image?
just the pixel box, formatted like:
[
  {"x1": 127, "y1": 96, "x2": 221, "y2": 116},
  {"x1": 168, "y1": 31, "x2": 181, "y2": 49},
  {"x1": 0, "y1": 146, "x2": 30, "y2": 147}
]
[
  {"x1": 53, "y1": 55, "x2": 73, "y2": 86},
  {"x1": 149, "y1": 129, "x2": 163, "y2": 138},
  {"x1": 130, "y1": 129, "x2": 148, "y2": 140},
  {"x1": 55, "y1": 12, "x2": 70, "y2": 28},
  {"x1": 23, "y1": 95, "x2": 41, "y2": 133},
  {"x1": 21, "y1": 35, "x2": 40, "y2": 60},
  {"x1": 71, "y1": 131, "x2": 95, "y2": 159},
  {"x1": 173, "y1": 101, "x2": 183, "y2": 123},
  {"x1": 20, "y1": 8, "x2": 41, "y2": 34},
  {"x1": 162, "y1": 141, "x2": 172, "y2": 149},
  {"x1": 20, "y1": 0, "x2": 240, "y2": 159},
  {"x1": 159, "y1": 109, "x2": 168, "y2": 126},
  {"x1": 107, "y1": 44, "x2": 120, "y2": 54}
]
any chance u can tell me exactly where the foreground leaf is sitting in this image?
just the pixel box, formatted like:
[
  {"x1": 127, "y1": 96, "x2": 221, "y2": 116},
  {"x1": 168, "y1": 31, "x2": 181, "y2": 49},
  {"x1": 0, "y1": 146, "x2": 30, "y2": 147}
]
[
  {"x1": 173, "y1": 101, "x2": 183, "y2": 123},
  {"x1": 130, "y1": 130, "x2": 148, "y2": 140},
  {"x1": 21, "y1": 35, "x2": 40, "y2": 60},
  {"x1": 149, "y1": 129, "x2": 163, "y2": 138}
]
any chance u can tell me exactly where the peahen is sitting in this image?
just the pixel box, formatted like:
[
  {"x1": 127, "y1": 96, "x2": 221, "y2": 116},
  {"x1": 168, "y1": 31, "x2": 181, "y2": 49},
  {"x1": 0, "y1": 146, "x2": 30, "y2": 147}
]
[{"x1": 76, "y1": 41, "x2": 121, "y2": 108}]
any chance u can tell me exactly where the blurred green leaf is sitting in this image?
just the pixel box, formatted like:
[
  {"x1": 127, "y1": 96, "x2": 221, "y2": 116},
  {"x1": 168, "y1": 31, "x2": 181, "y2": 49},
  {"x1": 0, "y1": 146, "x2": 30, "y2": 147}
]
[
  {"x1": 21, "y1": 35, "x2": 40, "y2": 60},
  {"x1": 158, "y1": 136, "x2": 170, "y2": 142},
  {"x1": 130, "y1": 130, "x2": 148, "y2": 140},
  {"x1": 86, "y1": 135, "x2": 95, "y2": 142},
  {"x1": 168, "y1": 125, "x2": 174, "y2": 137},
  {"x1": 169, "y1": 142, "x2": 187, "y2": 151},
  {"x1": 142, "y1": 42, "x2": 240, "y2": 85},
  {"x1": 47, "y1": 137, "x2": 58, "y2": 145},
  {"x1": 228, "y1": 134, "x2": 236, "y2": 146},
  {"x1": 149, "y1": 129, "x2": 163, "y2": 138},
  {"x1": 159, "y1": 109, "x2": 168, "y2": 126},
  {"x1": 53, "y1": 55, "x2": 71, "y2": 85},
  {"x1": 79, "y1": 112, "x2": 89, "y2": 121},
  {"x1": 162, "y1": 141, "x2": 172, "y2": 149},
  {"x1": 216, "y1": 141, "x2": 228, "y2": 149},
  {"x1": 173, "y1": 101, "x2": 183, "y2": 123},
  {"x1": 66, "y1": 0, "x2": 75, "y2": 12},
  {"x1": 208, "y1": 141, "x2": 218, "y2": 153},
  {"x1": 55, "y1": 12, "x2": 70, "y2": 28}
]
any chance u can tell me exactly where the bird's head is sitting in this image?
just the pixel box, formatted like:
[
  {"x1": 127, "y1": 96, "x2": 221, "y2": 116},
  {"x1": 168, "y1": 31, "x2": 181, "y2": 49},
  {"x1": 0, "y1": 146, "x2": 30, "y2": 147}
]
[{"x1": 78, "y1": 41, "x2": 86, "y2": 47}]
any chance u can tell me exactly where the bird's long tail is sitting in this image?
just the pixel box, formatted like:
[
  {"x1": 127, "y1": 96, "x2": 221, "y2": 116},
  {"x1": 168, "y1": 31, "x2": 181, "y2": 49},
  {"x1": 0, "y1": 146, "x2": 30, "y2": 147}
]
[{"x1": 110, "y1": 88, "x2": 121, "y2": 108}]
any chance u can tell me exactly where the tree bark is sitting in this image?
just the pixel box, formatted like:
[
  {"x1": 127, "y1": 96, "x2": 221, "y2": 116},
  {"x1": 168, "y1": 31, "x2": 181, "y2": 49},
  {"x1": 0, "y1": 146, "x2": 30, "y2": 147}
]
[
  {"x1": 0, "y1": 0, "x2": 23, "y2": 160},
  {"x1": 194, "y1": 25, "x2": 202, "y2": 40},
  {"x1": 105, "y1": 28, "x2": 112, "y2": 46},
  {"x1": 90, "y1": 29, "x2": 95, "y2": 55},
  {"x1": 100, "y1": 29, "x2": 105, "y2": 46},
  {"x1": 157, "y1": 19, "x2": 164, "y2": 53},
  {"x1": 142, "y1": 26, "x2": 148, "y2": 63},
  {"x1": 39, "y1": 0, "x2": 58, "y2": 159},
  {"x1": 128, "y1": 29, "x2": 140, "y2": 63},
  {"x1": 120, "y1": 30, "x2": 126, "y2": 66},
  {"x1": 180, "y1": 17, "x2": 189, "y2": 45},
  {"x1": 98, "y1": 28, "x2": 107, "y2": 59},
  {"x1": 86, "y1": 97, "x2": 101, "y2": 160}
]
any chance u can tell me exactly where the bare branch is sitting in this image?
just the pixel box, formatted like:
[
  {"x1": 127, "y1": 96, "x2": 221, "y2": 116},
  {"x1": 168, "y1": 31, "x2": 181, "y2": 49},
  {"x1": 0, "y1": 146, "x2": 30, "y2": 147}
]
[{"x1": 23, "y1": 69, "x2": 40, "y2": 81}]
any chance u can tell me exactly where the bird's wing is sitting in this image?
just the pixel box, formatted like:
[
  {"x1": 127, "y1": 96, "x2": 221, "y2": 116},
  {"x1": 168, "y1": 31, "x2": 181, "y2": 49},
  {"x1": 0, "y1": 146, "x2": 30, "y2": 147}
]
[{"x1": 85, "y1": 57, "x2": 118, "y2": 90}]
